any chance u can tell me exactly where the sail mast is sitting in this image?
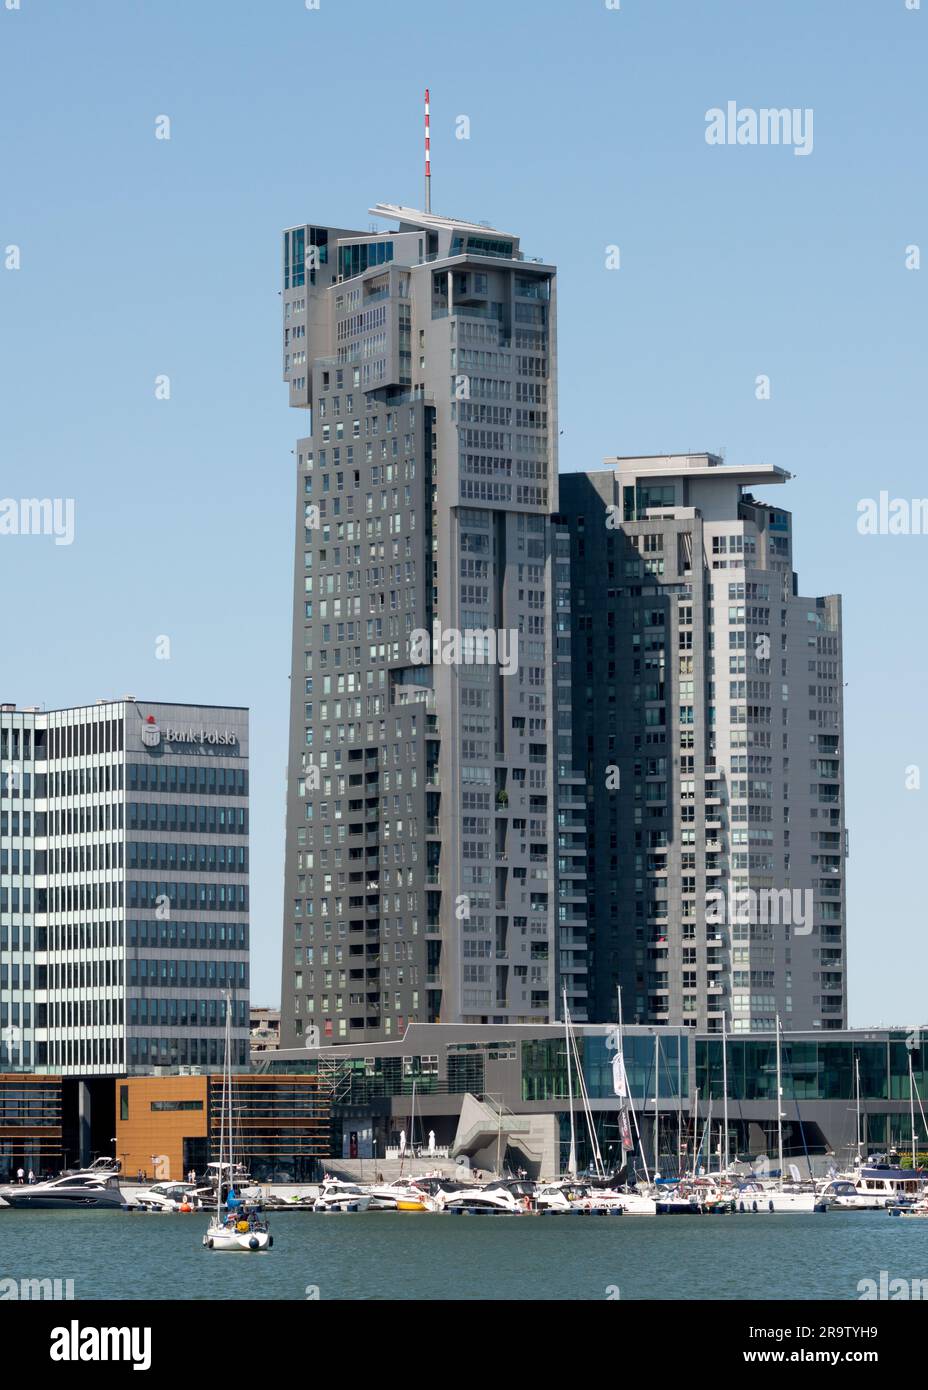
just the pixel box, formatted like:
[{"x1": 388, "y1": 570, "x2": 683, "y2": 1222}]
[
  {"x1": 216, "y1": 1030, "x2": 223, "y2": 1220},
  {"x1": 226, "y1": 991, "x2": 234, "y2": 1199},
  {"x1": 722, "y1": 1012, "x2": 730, "y2": 1172},
  {"x1": 563, "y1": 988, "x2": 577, "y2": 1177},
  {"x1": 776, "y1": 1015, "x2": 784, "y2": 1190},
  {"x1": 910, "y1": 1052, "x2": 917, "y2": 1173},
  {"x1": 616, "y1": 986, "x2": 649, "y2": 1185},
  {"x1": 653, "y1": 1032, "x2": 659, "y2": 1177},
  {"x1": 570, "y1": 1021, "x2": 604, "y2": 1178}
]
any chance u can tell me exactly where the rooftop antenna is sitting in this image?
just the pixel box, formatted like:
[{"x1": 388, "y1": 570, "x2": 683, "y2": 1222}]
[{"x1": 424, "y1": 87, "x2": 431, "y2": 213}]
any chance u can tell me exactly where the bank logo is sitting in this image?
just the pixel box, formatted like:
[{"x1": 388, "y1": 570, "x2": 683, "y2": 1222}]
[{"x1": 140, "y1": 715, "x2": 161, "y2": 749}]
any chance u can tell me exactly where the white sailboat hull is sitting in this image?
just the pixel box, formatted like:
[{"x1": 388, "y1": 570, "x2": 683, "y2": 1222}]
[
  {"x1": 741, "y1": 1190, "x2": 827, "y2": 1213},
  {"x1": 615, "y1": 1194, "x2": 659, "y2": 1216},
  {"x1": 203, "y1": 1223, "x2": 271, "y2": 1251}
]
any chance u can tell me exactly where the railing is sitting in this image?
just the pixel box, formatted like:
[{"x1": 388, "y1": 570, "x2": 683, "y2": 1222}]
[{"x1": 385, "y1": 1145, "x2": 451, "y2": 1160}]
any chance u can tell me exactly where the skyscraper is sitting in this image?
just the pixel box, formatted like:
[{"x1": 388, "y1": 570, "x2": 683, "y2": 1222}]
[
  {"x1": 560, "y1": 455, "x2": 846, "y2": 1033},
  {"x1": 279, "y1": 205, "x2": 586, "y2": 1047}
]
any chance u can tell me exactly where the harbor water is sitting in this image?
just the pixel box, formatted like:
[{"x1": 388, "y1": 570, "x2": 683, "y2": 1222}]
[{"x1": 1, "y1": 1209, "x2": 925, "y2": 1300}]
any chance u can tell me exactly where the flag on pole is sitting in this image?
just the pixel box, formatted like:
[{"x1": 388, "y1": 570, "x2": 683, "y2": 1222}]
[{"x1": 612, "y1": 1050, "x2": 627, "y2": 1098}]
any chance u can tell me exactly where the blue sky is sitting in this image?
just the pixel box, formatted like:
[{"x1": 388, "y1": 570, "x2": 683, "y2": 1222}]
[{"x1": 1, "y1": 0, "x2": 925, "y2": 1021}]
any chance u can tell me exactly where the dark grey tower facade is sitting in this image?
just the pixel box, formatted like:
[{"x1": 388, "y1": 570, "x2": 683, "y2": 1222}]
[
  {"x1": 279, "y1": 205, "x2": 587, "y2": 1048},
  {"x1": 561, "y1": 456, "x2": 846, "y2": 1034}
]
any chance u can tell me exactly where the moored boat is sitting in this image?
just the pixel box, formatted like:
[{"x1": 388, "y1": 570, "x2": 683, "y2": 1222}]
[
  {"x1": 314, "y1": 1179, "x2": 372, "y2": 1212},
  {"x1": 0, "y1": 1172, "x2": 126, "y2": 1211},
  {"x1": 203, "y1": 991, "x2": 273, "y2": 1252}
]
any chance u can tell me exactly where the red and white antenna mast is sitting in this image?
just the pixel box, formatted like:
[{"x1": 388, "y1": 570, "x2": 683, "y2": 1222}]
[{"x1": 424, "y1": 87, "x2": 431, "y2": 213}]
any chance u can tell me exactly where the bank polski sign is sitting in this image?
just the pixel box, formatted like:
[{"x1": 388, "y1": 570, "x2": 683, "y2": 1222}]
[{"x1": 140, "y1": 714, "x2": 238, "y2": 750}]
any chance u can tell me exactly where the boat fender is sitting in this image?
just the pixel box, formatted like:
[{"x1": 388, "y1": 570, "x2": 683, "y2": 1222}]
[
  {"x1": 752, "y1": 1200, "x2": 758, "y2": 1212},
  {"x1": 207, "y1": 1237, "x2": 214, "y2": 1249},
  {"x1": 739, "y1": 1200, "x2": 744, "y2": 1212},
  {"x1": 268, "y1": 1235, "x2": 273, "y2": 1247},
  {"x1": 768, "y1": 1201, "x2": 774, "y2": 1212},
  {"x1": 249, "y1": 1236, "x2": 259, "y2": 1250}
]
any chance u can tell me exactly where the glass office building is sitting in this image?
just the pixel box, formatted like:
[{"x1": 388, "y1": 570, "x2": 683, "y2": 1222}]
[{"x1": 0, "y1": 699, "x2": 250, "y2": 1077}]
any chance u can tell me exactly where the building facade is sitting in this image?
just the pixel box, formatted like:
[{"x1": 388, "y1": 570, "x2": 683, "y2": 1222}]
[
  {"x1": 279, "y1": 204, "x2": 586, "y2": 1047},
  {"x1": 261, "y1": 1024, "x2": 918, "y2": 1180},
  {"x1": 560, "y1": 456, "x2": 846, "y2": 1033},
  {"x1": 114, "y1": 1071, "x2": 328, "y2": 1184},
  {"x1": 0, "y1": 699, "x2": 250, "y2": 1077}
]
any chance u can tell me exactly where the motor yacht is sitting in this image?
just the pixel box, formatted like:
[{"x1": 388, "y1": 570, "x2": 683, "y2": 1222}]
[
  {"x1": 0, "y1": 1172, "x2": 126, "y2": 1210},
  {"x1": 836, "y1": 1161, "x2": 924, "y2": 1208},
  {"x1": 436, "y1": 1185, "x2": 525, "y2": 1214},
  {"x1": 313, "y1": 1179, "x2": 372, "y2": 1212},
  {"x1": 365, "y1": 1180, "x2": 439, "y2": 1212},
  {"x1": 816, "y1": 1178, "x2": 888, "y2": 1211},
  {"x1": 127, "y1": 1181, "x2": 201, "y2": 1212},
  {"x1": 890, "y1": 1193, "x2": 928, "y2": 1218}
]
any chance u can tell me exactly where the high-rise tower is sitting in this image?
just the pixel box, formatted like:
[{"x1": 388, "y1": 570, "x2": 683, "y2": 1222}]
[
  {"x1": 561, "y1": 456, "x2": 846, "y2": 1034},
  {"x1": 279, "y1": 204, "x2": 586, "y2": 1046}
]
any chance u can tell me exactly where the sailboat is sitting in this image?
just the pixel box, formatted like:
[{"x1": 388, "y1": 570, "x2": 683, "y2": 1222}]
[
  {"x1": 755, "y1": 1017, "x2": 827, "y2": 1213},
  {"x1": 202, "y1": 993, "x2": 273, "y2": 1252}
]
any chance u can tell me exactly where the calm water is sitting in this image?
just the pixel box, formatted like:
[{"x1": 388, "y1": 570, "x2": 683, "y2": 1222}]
[{"x1": 1, "y1": 1209, "x2": 925, "y2": 1300}]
